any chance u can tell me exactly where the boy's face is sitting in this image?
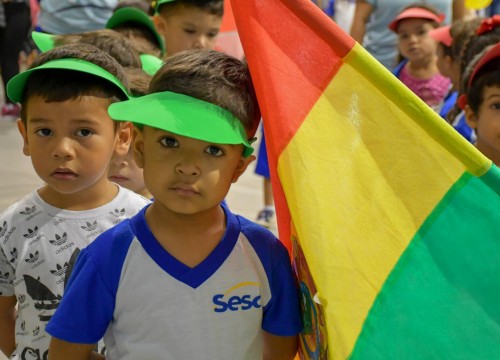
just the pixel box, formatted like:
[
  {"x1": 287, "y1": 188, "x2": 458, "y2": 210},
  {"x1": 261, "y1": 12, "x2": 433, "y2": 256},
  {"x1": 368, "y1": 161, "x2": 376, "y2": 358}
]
[
  {"x1": 108, "y1": 143, "x2": 150, "y2": 198},
  {"x1": 133, "y1": 126, "x2": 254, "y2": 215},
  {"x1": 18, "y1": 95, "x2": 131, "y2": 208},
  {"x1": 154, "y1": 5, "x2": 222, "y2": 56},
  {"x1": 397, "y1": 19, "x2": 437, "y2": 62},
  {"x1": 465, "y1": 85, "x2": 500, "y2": 161}
]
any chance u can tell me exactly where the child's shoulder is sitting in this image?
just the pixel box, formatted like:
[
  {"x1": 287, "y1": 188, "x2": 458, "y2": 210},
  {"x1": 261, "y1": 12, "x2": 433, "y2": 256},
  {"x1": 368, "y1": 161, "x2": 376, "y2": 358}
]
[
  {"x1": 0, "y1": 189, "x2": 41, "y2": 223},
  {"x1": 234, "y1": 213, "x2": 289, "y2": 259}
]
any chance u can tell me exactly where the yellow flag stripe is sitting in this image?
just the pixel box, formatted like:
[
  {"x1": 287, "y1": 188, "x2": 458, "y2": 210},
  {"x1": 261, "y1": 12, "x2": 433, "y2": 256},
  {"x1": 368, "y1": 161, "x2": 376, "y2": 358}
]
[{"x1": 277, "y1": 43, "x2": 490, "y2": 359}]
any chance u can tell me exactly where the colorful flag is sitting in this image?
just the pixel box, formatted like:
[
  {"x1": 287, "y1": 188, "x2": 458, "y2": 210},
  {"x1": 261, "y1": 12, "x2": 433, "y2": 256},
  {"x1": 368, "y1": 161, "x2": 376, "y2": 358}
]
[{"x1": 230, "y1": 1, "x2": 500, "y2": 359}]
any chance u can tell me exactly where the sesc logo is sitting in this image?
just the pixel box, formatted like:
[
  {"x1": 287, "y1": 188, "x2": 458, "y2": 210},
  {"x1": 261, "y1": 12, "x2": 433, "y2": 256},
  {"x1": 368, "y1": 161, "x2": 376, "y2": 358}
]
[{"x1": 213, "y1": 282, "x2": 262, "y2": 313}]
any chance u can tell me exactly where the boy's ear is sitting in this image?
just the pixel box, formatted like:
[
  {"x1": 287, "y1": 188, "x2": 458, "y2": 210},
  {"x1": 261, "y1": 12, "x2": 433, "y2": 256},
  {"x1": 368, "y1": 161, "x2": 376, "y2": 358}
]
[
  {"x1": 464, "y1": 104, "x2": 478, "y2": 130},
  {"x1": 232, "y1": 155, "x2": 255, "y2": 183},
  {"x1": 16, "y1": 119, "x2": 31, "y2": 156},
  {"x1": 114, "y1": 122, "x2": 133, "y2": 156},
  {"x1": 132, "y1": 127, "x2": 145, "y2": 169},
  {"x1": 153, "y1": 15, "x2": 167, "y2": 38}
]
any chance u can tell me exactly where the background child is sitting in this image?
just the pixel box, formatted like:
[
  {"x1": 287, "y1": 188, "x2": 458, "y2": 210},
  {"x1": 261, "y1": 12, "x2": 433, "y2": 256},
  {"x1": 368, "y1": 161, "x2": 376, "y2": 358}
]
[
  {"x1": 461, "y1": 42, "x2": 500, "y2": 166},
  {"x1": 390, "y1": 3, "x2": 452, "y2": 111},
  {"x1": 46, "y1": 49, "x2": 301, "y2": 360},
  {"x1": 430, "y1": 17, "x2": 483, "y2": 141},
  {"x1": 108, "y1": 67, "x2": 153, "y2": 198},
  {"x1": 255, "y1": 128, "x2": 277, "y2": 230},
  {"x1": 0, "y1": 43, "x2": 150, "y2": 359},
  {"x1": 153, "y1": 0, "x2": 223, "y2": 56},
  {"x1": 106, "y1": 5, "x2": 165, "y2": 75}
]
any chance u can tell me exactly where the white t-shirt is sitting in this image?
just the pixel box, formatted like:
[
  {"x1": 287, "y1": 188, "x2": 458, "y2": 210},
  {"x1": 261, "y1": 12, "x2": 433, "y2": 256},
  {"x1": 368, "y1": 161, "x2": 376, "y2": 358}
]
[
  {"x1": 47, "y1": 205, "x2": 302, "y2": 359},
  {"x1": 0, "y1": 186, "x2": 150, "y2": 360}
]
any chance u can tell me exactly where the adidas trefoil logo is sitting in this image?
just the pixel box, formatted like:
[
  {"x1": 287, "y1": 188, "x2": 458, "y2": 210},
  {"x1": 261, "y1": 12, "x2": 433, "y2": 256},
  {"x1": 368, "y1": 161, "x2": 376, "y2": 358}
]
[
  {"x1": 109, "y1": 208, "x2": 126, "y2": 218},
  {"x1": 50, "y1": 262, "x2": 68, "y2": 277},
  {"x1": 20, "y1": 206, "x2": 36, "y2": 216},
  {"x1": 21, "y1": 320, "x2": 26, "y2": 331},
  {"x1": 18, "y1": 294, "x2": 26, "y2": 304},
  {"x1": 0, "y1": 221, "x2": 7, "y2": 237},
  {"x1": 49, "y1": 232, "x2": 67, "y2": 246},
  {"x1": 0, "y1": 270, "x2": 9, "y2": 280},
  {"x1": 23, "y1": 227, "x2": 39, "y2": 239},
  {"x1": 33, "y1": 326, "x2": 40, "y2": 336},
  {"x1": 10, "y1": 247, "x2": 18, "y2": 263},
  {"x1": 25, "y1": 251, "x2": 39, "y2": 263},
  {"x1": 81, "y1": 221, "x2": 98, "y2": 232}
]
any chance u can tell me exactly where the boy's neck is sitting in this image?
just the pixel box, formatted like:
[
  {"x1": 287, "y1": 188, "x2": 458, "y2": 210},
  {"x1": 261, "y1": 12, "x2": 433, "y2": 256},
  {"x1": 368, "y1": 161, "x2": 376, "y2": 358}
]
[
  {"x1": 37, "y1": 181, "x2": 119, "y2": 211},
  {"x1": 145, "y1": 203, "x2": 227, "y2": 268},
  {"x1": 407, "y1": 55, "x2": 438, "y2": 79}
]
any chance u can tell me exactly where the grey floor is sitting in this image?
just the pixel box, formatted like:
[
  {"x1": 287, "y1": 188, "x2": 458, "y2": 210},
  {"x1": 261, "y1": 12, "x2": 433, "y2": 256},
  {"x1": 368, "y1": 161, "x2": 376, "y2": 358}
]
[{"x1": 0, "y1": 118, "x2": 266, "y2": 360}]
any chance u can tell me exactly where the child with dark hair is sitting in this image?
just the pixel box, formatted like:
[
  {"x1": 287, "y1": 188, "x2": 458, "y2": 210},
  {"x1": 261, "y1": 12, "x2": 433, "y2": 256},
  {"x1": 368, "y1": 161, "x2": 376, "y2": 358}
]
[
  {"x1": 430, "y1": 17, "x2": 484, "y2": 142},
  {"x1": 153, "y1": 0, "x2": 224, "y2": 56},
  {"x1": 390, "y1": 3, "x2": 452, "y2": 110},
  {"x1": 106, "y1": 5, "x2": 166, "y2": 75},
  {"x1": 0, "y1": 43, "x2": 150, "y2": 359},
  {"x1": 460, "y1": 42, "x2": 500, "y2": 166},
  {"x1": 47, "y1": 49, "x2": 301, "y2": 360}
]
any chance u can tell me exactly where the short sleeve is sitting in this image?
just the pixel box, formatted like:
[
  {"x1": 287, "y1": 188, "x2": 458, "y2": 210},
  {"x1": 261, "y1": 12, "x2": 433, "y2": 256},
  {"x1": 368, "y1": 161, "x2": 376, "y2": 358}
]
[
  {"x1": 0, "y1": 246, "x2": 14, "y2": 296},
  {"x1": 46, "y1": 249, "x2": 116, "y2": 344},
  {"x1": 262, "y1": 247, "x2": 303, "y2": 336}
]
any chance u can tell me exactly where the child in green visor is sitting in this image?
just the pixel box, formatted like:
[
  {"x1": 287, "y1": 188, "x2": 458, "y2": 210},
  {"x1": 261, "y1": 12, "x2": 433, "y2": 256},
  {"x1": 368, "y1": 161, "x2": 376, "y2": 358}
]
[
  {"x1": 47, "y1": 49, "x2": 302, "y2": 360},
  {"x1": 153, "y1": 0, "x2": 223, "y2": 56},
  {"x1": 0, "y1": 43, "x2": 150, "y2": 360}
]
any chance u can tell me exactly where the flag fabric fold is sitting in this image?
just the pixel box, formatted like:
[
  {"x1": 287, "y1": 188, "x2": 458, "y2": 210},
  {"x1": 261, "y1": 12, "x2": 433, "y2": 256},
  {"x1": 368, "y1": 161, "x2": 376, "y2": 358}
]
[{"x1": 230, "y1": 0, "x2": 500, "y2": 359}]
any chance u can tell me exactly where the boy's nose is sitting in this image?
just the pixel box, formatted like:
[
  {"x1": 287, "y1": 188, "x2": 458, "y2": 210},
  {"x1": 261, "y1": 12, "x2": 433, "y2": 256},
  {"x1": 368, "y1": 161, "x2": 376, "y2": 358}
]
[
  {"x1": 175, "y1": 160, "x2": 200, "y2": 176},
  {"x1": 192, "y1": 36, "x2": 209, "y2": 49},
  {"x1": 52, "y1": 138, "x2": 75, "y2": 159}
]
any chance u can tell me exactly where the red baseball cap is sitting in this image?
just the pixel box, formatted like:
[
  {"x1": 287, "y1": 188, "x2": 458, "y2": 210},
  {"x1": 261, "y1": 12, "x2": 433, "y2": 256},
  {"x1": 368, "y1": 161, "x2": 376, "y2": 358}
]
[
  {"x1": 388, "y1": 7, "x2": 445, "y2": 32},
  {"x1": 457, "y1": 42, "x2": 500, "y2": 109},
  {"x1": 429, "y1": 25, "x2": 452, "y2": 47}
]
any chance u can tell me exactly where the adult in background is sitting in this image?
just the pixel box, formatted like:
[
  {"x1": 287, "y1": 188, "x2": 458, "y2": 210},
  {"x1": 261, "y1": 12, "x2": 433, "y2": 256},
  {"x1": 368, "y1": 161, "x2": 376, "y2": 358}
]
[
  {"x1": 0, "y1": 0, "x2": 31, "y2": 118},
  {"x1": 350, "y1": 0, "x2": 466, "y2": 69},
  {"x1": 36, "y1": 0, "x2": 118, "y2": 34}
]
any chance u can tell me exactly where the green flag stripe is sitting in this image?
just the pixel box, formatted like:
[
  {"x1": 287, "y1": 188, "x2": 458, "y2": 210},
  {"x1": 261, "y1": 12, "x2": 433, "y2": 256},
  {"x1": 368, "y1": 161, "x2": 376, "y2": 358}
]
[{"x1": 350, "y1": 169, "x2": 500, "y2": 359}]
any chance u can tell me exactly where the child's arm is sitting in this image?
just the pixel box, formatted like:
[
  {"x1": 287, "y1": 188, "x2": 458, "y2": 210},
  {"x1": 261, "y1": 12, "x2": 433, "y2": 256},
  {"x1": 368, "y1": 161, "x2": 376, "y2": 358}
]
[
  {"x1": 0, "y1": 295, "x2": 17, "y2": 357},
  {"x1": 263, "y1": 331, "x2": 298, "y2": 360},
  {"x1": 48, "y1": 338, "x2": 105, "y2": 360}
]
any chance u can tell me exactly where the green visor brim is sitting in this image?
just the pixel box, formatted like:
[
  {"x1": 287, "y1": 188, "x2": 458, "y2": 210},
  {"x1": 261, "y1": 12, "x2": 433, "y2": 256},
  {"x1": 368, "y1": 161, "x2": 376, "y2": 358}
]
[
  {"x1": 140, "y1": 54, "x2": 163, "y2": 76},
  {"x1": 7, "y1": 58, "x2": 130, "y2": 103},
  {"x1": 32, "y1": 31, "x2": 55, "y2": 52},
  {"x1": 108, "y1": 91, "x2": 254, "y2": 157}
]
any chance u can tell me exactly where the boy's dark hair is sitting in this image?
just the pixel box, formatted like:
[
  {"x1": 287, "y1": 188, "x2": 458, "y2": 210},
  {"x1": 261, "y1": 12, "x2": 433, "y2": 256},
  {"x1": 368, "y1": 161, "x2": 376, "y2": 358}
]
[
  {"x1": 21, "y1": 43, "x2": 130, "y2": 124},
  {"x1": 150, "y1": 49, "x2": 260, "y2": 137},
  {"x1": 124, "y1": 67, "x2": 152, "y2": 97},
  {"x1": 462, "y1": 47, "x2": 500, "y2": 114},
  {"x1": 54, "y1": 29, "x2": 142, "y2": 69},
  {"x1": 157, "y1": 0, "x2": 224, "y2": 17},
  {"x1": 112, "y1": 25, "x2": 162, "y2": 57}
]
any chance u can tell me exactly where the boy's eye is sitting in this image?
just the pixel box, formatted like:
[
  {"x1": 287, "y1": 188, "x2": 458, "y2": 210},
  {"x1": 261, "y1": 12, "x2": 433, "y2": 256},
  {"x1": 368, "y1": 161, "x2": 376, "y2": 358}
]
[
  {"x1": 184, "y1": 28, "x2": 196, "y2": 34},
  {"x1": 399, "y1": 33, "x2": 408, "y2": 40},
  {"x1": 159, "y1": 136, "x2": 178, "y2": 148},
  {"x1": 35, "y1": 128, "x2": 52, "y2": 137},
  {"x1": 207, "y1": 31, "x2": 219, "y2": 38},
  {"x1": 75, "y1": 129, "x2": 93, "y2": 137},
  {"x1": 205, "y1": 145, "x2": 224, "y2": 157},
  {"x1": 491, "y1": 102, "x2": 500, "y2": 110}
]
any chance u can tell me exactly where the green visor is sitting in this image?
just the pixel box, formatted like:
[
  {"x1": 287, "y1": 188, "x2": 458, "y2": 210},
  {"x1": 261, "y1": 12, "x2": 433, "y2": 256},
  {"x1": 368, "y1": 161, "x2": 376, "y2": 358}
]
[
  {"x1": 31, "y1": 31, "x2": 55, "y2": 53},
  {"x1": 108, "y1": 91, "x2": 254, "y2": 157},
  {"x1": 7, "y1": 58, "x2": 130, "y2": 103},
  {"x1": 139, "y1": 53, "x2": 163, "y2": 76},
  {"x1": 106, "y1": 7, "x2": 166, "y2": 56}
]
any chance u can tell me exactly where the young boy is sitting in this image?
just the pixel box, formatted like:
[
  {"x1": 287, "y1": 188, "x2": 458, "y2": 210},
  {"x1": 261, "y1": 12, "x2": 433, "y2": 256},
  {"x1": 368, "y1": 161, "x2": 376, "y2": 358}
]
[
  {"x1": 153, "y1": 0, "x2": 223, "y2": 56},
  {"x1": 0, "y1": 43, "x2": 150, "y2": 359},
  {"x1": 46, "y1": 49, "x2": 302, "y2": 360}
]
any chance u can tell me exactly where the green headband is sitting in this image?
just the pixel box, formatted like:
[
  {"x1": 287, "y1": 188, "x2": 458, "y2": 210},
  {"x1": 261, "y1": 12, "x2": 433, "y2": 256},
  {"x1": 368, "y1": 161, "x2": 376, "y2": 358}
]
[
  {"x1": 106, "y1": 7, "x2": 166, "y2": 56},
  {"x1": 108, "y1": 91, "x2": 254, "y2": 157},
  {"x1": 7, "y1": 58, "x2": 130, "y2": 103}
]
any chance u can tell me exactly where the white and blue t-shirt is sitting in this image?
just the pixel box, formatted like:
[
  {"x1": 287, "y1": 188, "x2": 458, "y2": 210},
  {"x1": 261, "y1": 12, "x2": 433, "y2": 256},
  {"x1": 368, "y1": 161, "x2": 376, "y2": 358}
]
[{"x1": 47, "y1": 205, "x2": 302, "y2": 359}]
